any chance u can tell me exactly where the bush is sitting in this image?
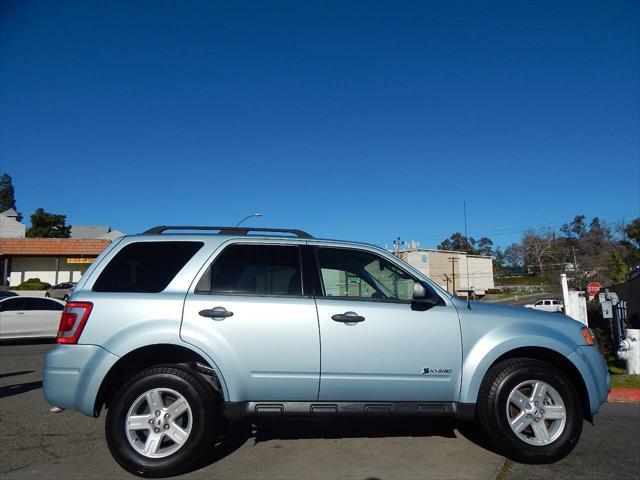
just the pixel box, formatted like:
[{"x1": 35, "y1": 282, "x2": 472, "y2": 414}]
[
  {"x1": 591, "y1": 326, "x2": 613, "y2": 359},
  {"x1": 13, "y1": 278, "x2": 51, "y2": 291}
]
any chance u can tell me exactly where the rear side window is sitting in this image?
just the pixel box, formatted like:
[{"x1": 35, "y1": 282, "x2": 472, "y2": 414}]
[
  {"x1": 196, "y1": 244, "x2": 302, "y2": 296},
  {"x1": 26, "y1": 298, "x2": 64, "y2": 311},
  {"x1": 93, "y1": 241, "x2": 203, "y2": 293}
]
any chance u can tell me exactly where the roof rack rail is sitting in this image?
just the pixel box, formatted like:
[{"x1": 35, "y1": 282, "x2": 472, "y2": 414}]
[{"x1": 142, "y1": 225, "x2": 313, "y2": 238}]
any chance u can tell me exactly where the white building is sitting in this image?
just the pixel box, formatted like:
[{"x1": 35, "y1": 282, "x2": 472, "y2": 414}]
[{"x1": 0, "y1": 212, "x2": 122, "y2": 287}]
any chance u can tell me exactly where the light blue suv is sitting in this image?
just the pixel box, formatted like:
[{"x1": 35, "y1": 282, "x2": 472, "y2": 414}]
[{"x1": 43, "y1": 226, "x2": 610, "y2": 477}]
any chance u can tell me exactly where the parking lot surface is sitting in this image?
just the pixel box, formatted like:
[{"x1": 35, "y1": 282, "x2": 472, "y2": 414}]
[{"x1": 1, "y1": 343, "x2": 639, "y2": 480}]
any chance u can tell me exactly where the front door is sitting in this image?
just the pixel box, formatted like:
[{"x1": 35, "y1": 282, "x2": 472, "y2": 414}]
[
  {"x1": 181, "y1": 243, "x2": 320, "y2": 401},
  {"x1": 314, "y1": 246, "x2": 462, "y2": 402},
  {"x1": 0, "y1": 297, "x2": 27, "y2": 339}
]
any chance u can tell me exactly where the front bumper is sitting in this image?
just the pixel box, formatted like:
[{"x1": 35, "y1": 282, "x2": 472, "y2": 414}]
[
  {"x1": 43, "y1": 344, "x2": 119, "y2": 417},
  {"x1": 569, "y1": 345, "x2": 610, "y2": 416}
]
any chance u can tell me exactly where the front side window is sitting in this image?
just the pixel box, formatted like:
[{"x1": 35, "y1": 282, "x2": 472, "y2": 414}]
[
  {"x1": 197, "y1": 244, "x2": 302, "y2": 296},
  {"x1": 316, "y1": 247, "x2": 414, "y2": 301},
  {"x1": 0, "y1": 298, "x2": 26, "y2": 312},
  {"x1": 93, "y1": 241, "x2": 204, "y2": 293}
]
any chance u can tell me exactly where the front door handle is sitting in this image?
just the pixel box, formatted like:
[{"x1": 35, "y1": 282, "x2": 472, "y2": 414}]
[
  {"x1": 199, "y1": 306, "x2": 234, "y2": 319},
  {"x1": 331, "y1": 311, "x2": 365, "y2": 323}
]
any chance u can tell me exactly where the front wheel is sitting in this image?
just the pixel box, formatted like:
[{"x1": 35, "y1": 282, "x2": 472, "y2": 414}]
[
  {"x1": 106, "y1": 365, "x2": 219, "y2": 477},
  {"x1": 477, "y1": 358, "x2": 583, "y2": 463}
]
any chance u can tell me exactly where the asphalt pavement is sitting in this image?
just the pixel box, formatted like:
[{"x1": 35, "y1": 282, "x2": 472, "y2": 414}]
[{"x1": 1, "y1": 343, "x2": 638, "y2": 480}]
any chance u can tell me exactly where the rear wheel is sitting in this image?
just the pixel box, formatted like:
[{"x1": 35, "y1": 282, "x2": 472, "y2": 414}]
[
  {"x1": 477, "y1": 358, "x2": 582, "y2": 463},
  {"x1": 106, "y1": 365, "x2": 219, "y2": 477}
]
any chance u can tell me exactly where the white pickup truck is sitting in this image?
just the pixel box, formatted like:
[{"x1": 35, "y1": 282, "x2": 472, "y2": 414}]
[{"x1": 524, "y1": 298, "x2": 564, "y2": 313}]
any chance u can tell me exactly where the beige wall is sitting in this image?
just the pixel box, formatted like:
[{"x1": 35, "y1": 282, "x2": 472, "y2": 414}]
[
  {"x1": 399, "y1": 249, "x2": 495, "y2": 296},
  {"x1": 9, "y1": 257, "x2": 91, "y2": 286}
]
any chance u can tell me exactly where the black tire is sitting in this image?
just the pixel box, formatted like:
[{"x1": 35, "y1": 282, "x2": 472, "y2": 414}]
[
  {"x1": 477, "y1": 358, "x2": 583, "y2": 464},
  {"x1": 106, "y1": 365, "x2": 219, "y2": 477},
  {"x1": 45, "y1": 293, "x2": 50, "y2": 297}
]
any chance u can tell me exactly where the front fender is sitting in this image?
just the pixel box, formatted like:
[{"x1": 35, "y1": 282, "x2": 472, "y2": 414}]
[{"x1": 459, "y1": 323, "x2": 577, "y2": 404}]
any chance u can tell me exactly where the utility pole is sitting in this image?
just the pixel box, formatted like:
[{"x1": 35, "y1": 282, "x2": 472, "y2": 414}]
[
  {"x1": 448, "y1": 257, "x2": 458, "y2": 296},
  {"x1": 392, "y1": 237, "x2": 405, "y2": 256}
]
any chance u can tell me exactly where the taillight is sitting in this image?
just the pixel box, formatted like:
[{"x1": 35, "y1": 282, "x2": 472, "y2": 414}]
[{"x1": 57, "y1": 302, "x2": 93, "y2": 344}]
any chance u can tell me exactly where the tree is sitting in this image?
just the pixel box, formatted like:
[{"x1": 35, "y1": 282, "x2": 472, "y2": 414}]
[
  {"x1": 26, "y1": 208, "x2": 71, "y2": 238},
  {"x1": 437, "y1": 233, "x2": 493, "y2": 256},
  {"x1": 560, "y1": 215, "x2": 587, "y2": 242},
  {"x1": 608, "y1": 250, "x2": 629, "y2": 284},
  {"x1": 620, "y1": 218, "x2": 640, "y2": 267},
  {"x1": 0, "y1": 173, "x2": 22, "y2": 221},
  {"x1": 521, "y1": 229, "x2": 561, "y2": 282},
  {"x1": 475, "y1": 237, "x2": 494, "y2": 256},
  {"x1": 437, "y1": 232, "x2": 473, "y2": 252},
  {"x1": 503, "y1": 243, "x2": 525, "y2": 272}
]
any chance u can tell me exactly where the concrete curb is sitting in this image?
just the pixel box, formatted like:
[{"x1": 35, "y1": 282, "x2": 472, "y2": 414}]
[{"x1": 607, "y1": 388, "x2": 640, "y2": 403}]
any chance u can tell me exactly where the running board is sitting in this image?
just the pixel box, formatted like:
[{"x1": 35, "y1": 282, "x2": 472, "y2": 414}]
[{"x1": 224, "y1": 401, "x2": 475, "y2": 420}]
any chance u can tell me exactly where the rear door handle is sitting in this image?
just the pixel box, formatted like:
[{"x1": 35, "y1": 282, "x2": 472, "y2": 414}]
[
  {"x1": 331, "y1": 311, "x2": 365, "y2": 323},
  {"x1": 199, "y1": 306, "x2": 233, "y2": 319}
]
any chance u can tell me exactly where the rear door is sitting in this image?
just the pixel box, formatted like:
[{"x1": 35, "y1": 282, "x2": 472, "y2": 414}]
[
  {"x1": 23, "y1": 298, "x2": 64, "y2": 337},
  {"x1": 181, "y1": 242, "x2": 320, "y2": 401}
]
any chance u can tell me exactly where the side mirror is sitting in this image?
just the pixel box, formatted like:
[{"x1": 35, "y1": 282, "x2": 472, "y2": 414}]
[
  {"x1": 412, "y1": 282, "x2": 438, "y2": 311},
  {"x1": 413, "y1": 282, "x2": 428, "y2": 300}
]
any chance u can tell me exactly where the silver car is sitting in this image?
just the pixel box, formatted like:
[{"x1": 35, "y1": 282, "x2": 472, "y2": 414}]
[
  {"x1": 43, "y1": 225, "x2": 610, "y2": 477},
  {"x1": 45, "y1": 282, "x2": 76, "y2": 301}
]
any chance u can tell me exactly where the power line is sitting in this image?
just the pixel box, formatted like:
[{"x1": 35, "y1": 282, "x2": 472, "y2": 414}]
[{"x1": 373, "y1": 208, "x2": 638, "y2": 248}]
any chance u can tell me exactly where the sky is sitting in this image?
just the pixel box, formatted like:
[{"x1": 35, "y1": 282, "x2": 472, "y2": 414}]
[{"x1": 1, "y1": 0, "x2": 638, "y2": 249}]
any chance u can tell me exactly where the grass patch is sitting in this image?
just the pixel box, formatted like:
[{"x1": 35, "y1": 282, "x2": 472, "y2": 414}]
[
  {"x1": 611, "y1": 374, "x2": 640, "y2": 389},
  {"x1": 607, "y1": 358, "x2": 640, "y2": 388}
]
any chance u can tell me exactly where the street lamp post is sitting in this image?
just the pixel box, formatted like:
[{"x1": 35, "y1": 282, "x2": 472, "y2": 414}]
[{"x1": 235, "y1": 213, "x2": 263, "y2": 227}]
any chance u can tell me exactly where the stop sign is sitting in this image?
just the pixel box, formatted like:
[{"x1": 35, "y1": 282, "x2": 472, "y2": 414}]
[{"x1": 586, "y1": 282, "x2": 602, "y2": 296}]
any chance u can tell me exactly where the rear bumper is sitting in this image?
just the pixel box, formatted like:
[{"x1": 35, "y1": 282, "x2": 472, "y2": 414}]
[
  {"x1": 43, "y1": 344, "x2": 119, "y2": 417},
  {"x1": 569, "y1": 346, "x2": 610, "y2": 416}
]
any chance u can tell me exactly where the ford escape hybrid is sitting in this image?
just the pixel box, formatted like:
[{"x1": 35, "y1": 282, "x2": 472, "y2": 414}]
[{"x1": 43, "y1": 225, "x2": 610, "y2": 477}]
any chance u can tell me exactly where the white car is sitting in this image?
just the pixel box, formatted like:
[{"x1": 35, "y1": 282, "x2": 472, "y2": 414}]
[
  {"x1": 0, "y1": 296, "x2": 65, "y2": 339},
  {"x1": 524, "y1": 298, "x2": 564, "y2": 313}
]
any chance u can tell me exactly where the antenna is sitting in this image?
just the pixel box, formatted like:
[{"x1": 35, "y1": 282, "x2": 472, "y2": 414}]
[{"x1": 464, "y1": 201, "x2": 471, "y2": 309}]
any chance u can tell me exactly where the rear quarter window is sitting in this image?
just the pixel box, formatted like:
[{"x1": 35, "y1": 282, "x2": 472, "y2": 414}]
[{"x1": 92, "y1": 241, "x2": 203, "y2": 293}]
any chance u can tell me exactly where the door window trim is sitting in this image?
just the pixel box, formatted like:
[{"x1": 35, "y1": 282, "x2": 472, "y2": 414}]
[
  {"x1": 312, "y1": 245, "x2": 428, "y2": 305},
  {"x1": 193, "y1": 242, "x2": 309, "y2": 299}
]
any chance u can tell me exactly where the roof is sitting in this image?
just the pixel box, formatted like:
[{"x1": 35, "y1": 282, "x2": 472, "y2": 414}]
[
  {"x1": 397, "y1": 247, "x2": 492, "y2": 259},
  {"x1": 70, "y1": 225, "x2": 110, "y2": 239},
  {"x1": 0, "y1": 238, "x2": 110, "y2": 256},
  {"x1": 0, "y1": 208, "x2": 19, "y2": 217}
]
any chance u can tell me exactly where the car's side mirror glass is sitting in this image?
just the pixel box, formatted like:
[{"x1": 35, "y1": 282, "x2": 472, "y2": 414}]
[{"x1": 413, "y1": 282, "x2": 428, "y2": 300}]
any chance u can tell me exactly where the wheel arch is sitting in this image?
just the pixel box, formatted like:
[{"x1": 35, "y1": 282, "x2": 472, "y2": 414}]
[
  {"x1": 94, "y1": 344, "x2": 225, "y2": 417},
  {"x1": 473, "y1": 346, "x2": 592, "y2": 422}
]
